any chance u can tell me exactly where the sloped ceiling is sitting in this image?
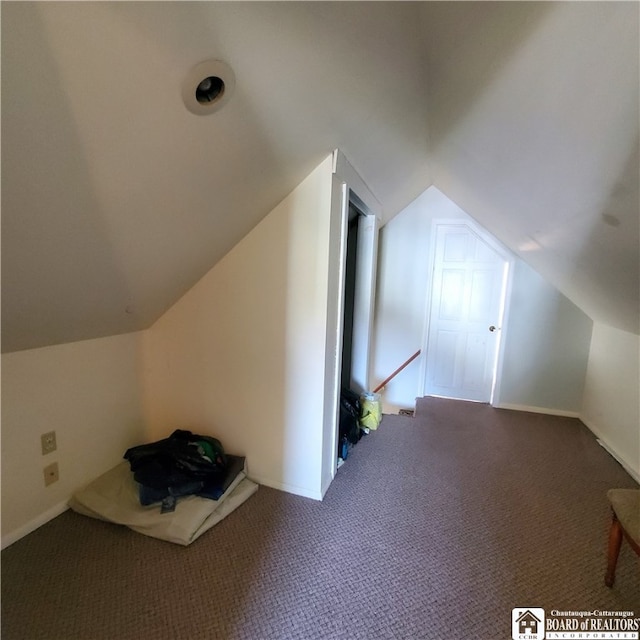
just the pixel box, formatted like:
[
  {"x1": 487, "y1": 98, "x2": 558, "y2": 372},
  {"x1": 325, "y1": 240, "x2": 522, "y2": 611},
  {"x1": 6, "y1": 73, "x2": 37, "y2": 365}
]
[
  {"x1": 422, "y1": 1, "x2": 639, "y2": 335},
  {"x1": 2, "y1": 2, "x2": 638, "y2": 353},
  {"x1": 1, "y1": 1, "x2": 431, "y2": 352}
]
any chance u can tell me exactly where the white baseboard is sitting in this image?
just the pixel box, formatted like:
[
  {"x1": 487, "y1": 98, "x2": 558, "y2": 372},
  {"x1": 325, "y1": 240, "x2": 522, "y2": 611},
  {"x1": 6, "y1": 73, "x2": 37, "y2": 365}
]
[
  {"x1": 580, "y1": 417, "x2": 640, "y2": 484},
  {"x1": 1, "y1": 475, "x2": 323, "y2": 550},
  {"x1": 320, "y1": 473, "x2": 334, "y2": 500},
  {"x1": 494, "y1": 403, "x2": 580, "y2": 419},
  {"x1": 2, "y1": 500, "x2": 69, "y2": 550},
  {"x1": 250, "y1": 474, "x2": 323, "y2": 502}
]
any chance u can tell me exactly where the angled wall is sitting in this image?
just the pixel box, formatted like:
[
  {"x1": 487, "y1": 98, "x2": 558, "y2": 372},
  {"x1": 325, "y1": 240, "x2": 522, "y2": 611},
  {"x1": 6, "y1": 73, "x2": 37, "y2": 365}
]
[
  {"x1": 1, "y1": 154, "x2": 342, "y2": 547},
  {"x1": 141, "y1": 155, "x2": 335, "y2": 500},
  {"x1": 581, "y1": 324, "x2": 640, "y2": 481},
  {"x1": 372, "y1": 186, "x2": 593, "y2": 415},
  {"x1": 497, "y1": 260, "x2": 592, "y2": 415},
  {"x1": 423, "y1": 1, "x2": 639, "y2": 335}
]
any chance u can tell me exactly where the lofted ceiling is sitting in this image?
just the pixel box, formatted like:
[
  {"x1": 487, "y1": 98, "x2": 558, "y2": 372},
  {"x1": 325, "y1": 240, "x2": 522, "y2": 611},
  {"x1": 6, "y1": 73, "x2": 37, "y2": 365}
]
[
  {"x1": 423, "y1": 1, "x2": 639, "y2": 336},
  {"x1": 2, "y1": 2, "x2": 638, "y2": 353}
]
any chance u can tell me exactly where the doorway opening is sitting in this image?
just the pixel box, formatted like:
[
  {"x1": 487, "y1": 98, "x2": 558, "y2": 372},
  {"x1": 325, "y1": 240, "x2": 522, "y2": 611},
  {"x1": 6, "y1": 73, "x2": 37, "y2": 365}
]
[
  {"x1": 340, "y1": 203, "x2": 361, "y2": 390},
  {"x1": 335, "y1": 192, "x2": 378, "y2": 466},
  {"x1": 323, "y1": 150, "x2": 380, "y2": 494}
]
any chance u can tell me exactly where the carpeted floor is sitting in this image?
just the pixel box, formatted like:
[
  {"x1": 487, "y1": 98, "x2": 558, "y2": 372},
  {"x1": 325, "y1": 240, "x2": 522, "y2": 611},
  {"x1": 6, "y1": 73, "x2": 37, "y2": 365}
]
[{"x1": 2, "y1": 397, "x2": 639, "y2": 639}]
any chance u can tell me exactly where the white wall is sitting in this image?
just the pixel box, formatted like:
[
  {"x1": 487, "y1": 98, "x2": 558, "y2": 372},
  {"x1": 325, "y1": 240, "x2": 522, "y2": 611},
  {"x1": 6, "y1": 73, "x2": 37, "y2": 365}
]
[
  {"x1": 1, "y1": 332, "x2": 146, "y2": 547},
  {"x1": 1, "y1": 155, "x2": 342, "y2": 546},
  {"x1": 581, "y1": 324, "x2": 640, "y2": 482},
  {"x1": 373, "y1": 186, "x2": 593, "y2": 415},
  {"x1": 372, "y1": 187, "x2": 468, "y2": 411},
  {"x1": 496, "y1": 260, "x2": 593, "y2": 415},
  {"x1": 142, "y1": 155, "x2": 335, "y2": 500}
]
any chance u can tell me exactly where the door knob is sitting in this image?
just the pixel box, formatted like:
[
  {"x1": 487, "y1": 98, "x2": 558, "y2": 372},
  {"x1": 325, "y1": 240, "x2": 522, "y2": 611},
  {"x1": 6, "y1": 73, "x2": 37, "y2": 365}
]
[{"x1": 489, "y1": 325, "x2": 497, "y2": 332}]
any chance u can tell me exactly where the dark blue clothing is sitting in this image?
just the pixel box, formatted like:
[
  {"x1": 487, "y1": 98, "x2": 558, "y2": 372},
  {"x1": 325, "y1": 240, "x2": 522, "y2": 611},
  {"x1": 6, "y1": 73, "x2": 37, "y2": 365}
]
[{"x1": 124, "y1": 430, "x2": 243, "y2": 513}]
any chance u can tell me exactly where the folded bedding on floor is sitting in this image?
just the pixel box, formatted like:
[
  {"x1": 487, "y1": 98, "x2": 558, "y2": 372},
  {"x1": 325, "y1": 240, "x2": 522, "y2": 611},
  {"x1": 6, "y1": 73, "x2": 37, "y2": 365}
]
[{"x1": 68, "y1": 460, "x2": 258, "y2": 546}]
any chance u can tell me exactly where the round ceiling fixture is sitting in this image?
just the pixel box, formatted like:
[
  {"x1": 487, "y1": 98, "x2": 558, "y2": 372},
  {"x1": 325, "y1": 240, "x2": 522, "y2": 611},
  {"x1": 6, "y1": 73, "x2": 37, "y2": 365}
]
[{"x1": 182, "y1": 59, "x2": 235, "y2": 115}]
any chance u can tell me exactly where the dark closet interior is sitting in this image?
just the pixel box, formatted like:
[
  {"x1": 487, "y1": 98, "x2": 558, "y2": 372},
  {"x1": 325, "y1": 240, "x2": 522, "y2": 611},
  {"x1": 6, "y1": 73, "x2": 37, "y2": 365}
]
[{"x1": 340, "y1": 203, "x2": 361, "y2": 390}]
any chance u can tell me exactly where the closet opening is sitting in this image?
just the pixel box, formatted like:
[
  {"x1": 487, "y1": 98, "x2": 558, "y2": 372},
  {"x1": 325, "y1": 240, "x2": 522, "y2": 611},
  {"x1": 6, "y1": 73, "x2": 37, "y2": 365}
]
[{"x1": 340, "y1": 202, "x2": 362, "y2": 390}]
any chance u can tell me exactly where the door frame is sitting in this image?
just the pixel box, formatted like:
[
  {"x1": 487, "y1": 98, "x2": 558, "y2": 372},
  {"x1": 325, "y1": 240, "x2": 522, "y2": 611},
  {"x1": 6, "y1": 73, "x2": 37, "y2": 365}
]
[
  {"x1": 417, "y1": 218, "x2": 514, "y2": 404},
  {"x1": 349, "y1": 195, "x2": 379, "y2": 395},
  {"x1": 332, "y1": 150, "x2": 381, "y2": 396},
  {"x1": 322, "y1": 150, "x2": 380, "y2": 495}
]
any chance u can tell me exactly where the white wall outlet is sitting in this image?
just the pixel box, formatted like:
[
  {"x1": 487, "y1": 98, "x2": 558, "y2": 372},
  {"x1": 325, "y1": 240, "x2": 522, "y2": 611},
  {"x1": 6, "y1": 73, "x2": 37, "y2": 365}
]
[
  {"x1": 41, "y1": 431, "x2": 57, "y2": 455},
  {"x1": 43, "y1": 462, "x2": 59, "y2": 486}
]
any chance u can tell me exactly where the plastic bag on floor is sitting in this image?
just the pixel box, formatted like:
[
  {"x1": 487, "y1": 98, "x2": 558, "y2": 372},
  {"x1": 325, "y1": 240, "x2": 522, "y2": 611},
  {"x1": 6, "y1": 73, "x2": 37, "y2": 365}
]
[{"x1": 360, "y1": 392, "x2": 381, "y2": 430}]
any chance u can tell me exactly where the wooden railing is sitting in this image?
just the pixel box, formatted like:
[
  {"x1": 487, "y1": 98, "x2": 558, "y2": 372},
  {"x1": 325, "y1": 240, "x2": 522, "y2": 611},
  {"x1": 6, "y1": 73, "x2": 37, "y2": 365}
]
[{"x1": 372, "y1": 350, "x2": 421, "y2": 394}]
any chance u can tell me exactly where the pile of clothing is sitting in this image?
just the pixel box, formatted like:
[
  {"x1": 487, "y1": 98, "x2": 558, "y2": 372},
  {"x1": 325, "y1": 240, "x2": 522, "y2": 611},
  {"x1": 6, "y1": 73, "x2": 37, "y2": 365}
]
[{"x1": 124, "y1": 429, "x2": 245, "y2": 513}]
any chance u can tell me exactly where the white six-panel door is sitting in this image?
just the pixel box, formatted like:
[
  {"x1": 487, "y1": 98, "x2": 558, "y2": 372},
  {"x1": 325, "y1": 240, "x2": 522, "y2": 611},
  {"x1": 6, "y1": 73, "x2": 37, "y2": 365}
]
[{"x1": 424, "y1": 223, "x2": 508, "y2": 402}]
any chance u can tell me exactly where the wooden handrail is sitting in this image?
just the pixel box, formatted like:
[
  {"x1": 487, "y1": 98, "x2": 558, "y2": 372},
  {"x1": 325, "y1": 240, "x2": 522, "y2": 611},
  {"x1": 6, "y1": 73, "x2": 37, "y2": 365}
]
[{"x1": 372, "y1": 350, "x2": 421, "y2": 394}]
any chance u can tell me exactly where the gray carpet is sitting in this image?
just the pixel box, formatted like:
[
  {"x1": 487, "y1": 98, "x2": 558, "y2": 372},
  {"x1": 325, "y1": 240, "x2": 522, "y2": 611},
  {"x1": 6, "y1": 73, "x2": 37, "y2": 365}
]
[{"x1": 2, "y1": 397, "x2": 639, "y2": 639}]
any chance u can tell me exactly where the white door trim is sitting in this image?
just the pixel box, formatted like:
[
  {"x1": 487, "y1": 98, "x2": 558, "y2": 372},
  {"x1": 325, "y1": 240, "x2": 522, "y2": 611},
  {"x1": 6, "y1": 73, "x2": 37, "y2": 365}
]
[
  {"x1": 332, "y1": 150, "x2": 382, "y2": 220},
  {"x1": 332, "y1": 150, "x2": 380, "y2": 394},
  {"x1": 322, "y1": 150, "x2": 380, "y2": 494}
]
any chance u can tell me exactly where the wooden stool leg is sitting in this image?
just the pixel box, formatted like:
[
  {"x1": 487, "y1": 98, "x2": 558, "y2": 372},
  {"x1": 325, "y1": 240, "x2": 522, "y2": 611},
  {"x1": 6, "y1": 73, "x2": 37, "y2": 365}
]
[{"x1": 605, "y1": 512, "x2": 623, "y2": 587}]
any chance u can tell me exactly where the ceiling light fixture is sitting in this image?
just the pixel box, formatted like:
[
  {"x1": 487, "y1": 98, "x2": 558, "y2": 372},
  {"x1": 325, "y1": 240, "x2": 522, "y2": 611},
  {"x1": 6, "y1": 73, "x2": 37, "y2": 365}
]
[{"x1": 182, "y1": 59, "x2": 235, "y2": 115}]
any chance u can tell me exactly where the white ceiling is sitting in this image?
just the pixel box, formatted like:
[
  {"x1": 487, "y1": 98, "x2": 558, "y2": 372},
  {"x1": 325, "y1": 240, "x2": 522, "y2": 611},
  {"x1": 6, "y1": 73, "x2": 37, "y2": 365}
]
[
  {"x1": 423, "y1": 1, "x2": 639, "y2": 335},
  {"x1": 2, "y1": 2, "x2": 638, "y2": 352}
]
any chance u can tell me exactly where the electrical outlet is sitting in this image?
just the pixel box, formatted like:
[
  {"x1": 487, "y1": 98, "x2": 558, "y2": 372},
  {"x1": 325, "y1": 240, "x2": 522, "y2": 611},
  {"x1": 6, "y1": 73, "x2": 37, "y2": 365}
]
[
  {"x1": 43, "y1": 462, "x2": 59, "y2": 486},
  {"x1": 41, "y1": 431, "x2": 57, "y2": 455}
]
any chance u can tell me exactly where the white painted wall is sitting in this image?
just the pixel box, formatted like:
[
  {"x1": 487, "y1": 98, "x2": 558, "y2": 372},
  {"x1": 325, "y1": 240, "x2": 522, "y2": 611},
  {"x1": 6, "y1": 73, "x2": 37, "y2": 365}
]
[
  {"x1": 142, "y1": 156, "x2": 335, "y2": 500},
  {"x1": 1, "y1": 332, "x2": 146, "y2": 548},
  {"x1": 0, "y1": 155, "x2": 345, "y2": 546},
  {"x1": 2, "y1": 161, "x2": 633, "y2": 552},
  {"x1": 495, "y1": 260, "x2": 593, "y2": 415},
  {"x1": 580, "y1": 324, "x2": 640, "y2": 482},
  {"x1": 372, "y1": 186, "x2": 593, "y2": 416},
  {"x1": 372, "y1": 187, "x2": 469, "y2": 412}
]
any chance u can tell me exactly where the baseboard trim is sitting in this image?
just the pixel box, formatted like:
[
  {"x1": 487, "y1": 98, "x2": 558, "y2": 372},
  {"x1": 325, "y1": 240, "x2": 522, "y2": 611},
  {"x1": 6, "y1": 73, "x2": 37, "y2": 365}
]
[
  {"x1": 250, "y1": 475, "x2": 323, "y2": 502},
  {"x1": 494, "y1": 403, "x2": 580, "y2": 419},
  {"x1": 320, "y1": 473, "x2": 334, "y2": 500},
  {"x1": 580, "y1": 417, "x2": 640, "y2": 484},
  {"x1": 2, "y1": 500, "x2": 69, "y2": 550},
  {"x1": 1, "y1": 475, "x2": 323, "y2": 549}
]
